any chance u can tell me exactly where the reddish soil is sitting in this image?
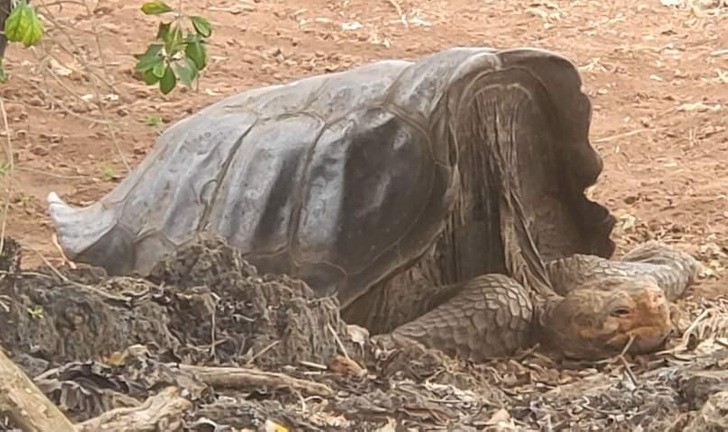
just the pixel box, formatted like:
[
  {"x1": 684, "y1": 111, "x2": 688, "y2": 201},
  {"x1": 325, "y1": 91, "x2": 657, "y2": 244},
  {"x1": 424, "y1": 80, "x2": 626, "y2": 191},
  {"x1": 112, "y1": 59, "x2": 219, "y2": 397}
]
[{"x1": 0, "y1": 0, "x2": 726, "y2": 298}]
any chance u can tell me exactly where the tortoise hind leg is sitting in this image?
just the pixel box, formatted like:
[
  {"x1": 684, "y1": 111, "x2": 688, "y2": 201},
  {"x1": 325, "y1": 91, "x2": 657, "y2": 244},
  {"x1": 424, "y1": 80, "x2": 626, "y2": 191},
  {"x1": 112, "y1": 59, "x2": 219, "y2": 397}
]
[
  {"x1": 545, "y1": 241, "x2": 701, "y2": 300},
  {"x1": 387, "y1": 274, "x2": 535, "y2": 362}
]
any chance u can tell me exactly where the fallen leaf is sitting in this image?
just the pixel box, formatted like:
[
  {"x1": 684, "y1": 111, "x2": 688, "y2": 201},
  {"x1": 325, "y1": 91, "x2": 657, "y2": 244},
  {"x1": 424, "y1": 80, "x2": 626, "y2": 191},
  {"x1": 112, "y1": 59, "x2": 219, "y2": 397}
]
[
  {"x1": 373, "y1": 418, "x2": 397, "y2": 432},
  {"x1": 264, "y1": 419, "x2": 289, "y2": 432},
  {"x1": 486, "y1": 408, "x2": 512, "y2": 425},
  {"x1": 329, "y1": 354, "x2": 366, "y2": 377},
  {"x1": 347, "y1": 324, "x2": 370, "y2": 347}
]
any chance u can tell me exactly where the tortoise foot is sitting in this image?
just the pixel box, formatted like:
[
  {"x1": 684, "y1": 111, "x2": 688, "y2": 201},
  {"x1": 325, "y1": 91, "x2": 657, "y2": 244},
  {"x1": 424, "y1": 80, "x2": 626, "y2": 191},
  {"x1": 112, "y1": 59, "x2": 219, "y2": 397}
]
[{"x1": 389, "y1": 274, "x2": 534, "y2": 362}]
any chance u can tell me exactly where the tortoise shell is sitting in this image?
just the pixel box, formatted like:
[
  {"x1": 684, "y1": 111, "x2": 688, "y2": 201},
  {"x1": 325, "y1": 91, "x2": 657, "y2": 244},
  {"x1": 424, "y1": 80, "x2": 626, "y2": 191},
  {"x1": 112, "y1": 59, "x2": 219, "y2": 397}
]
[{"x1": 48, "y1": 47, "x2": 614, "y2": 308}]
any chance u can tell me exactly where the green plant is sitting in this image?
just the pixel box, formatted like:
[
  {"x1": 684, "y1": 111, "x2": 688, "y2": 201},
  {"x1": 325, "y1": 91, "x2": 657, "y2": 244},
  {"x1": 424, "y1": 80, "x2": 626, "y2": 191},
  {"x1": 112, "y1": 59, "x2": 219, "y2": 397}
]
[
  {"x1": 145, "y1": 114, "x2": 163, "y2": 128},
  {"x1": 1, "y1": 0, "x2": 45, "y2": 83},
  {"x1": 4, "y1": 0, "x2": 43, "y2": 47},
  {"x1": 0, "y1": 0, "x2": 212, "y2": 95},
  {"x1": 101, "y1": 164, "x2": 116, "y2": 181},
  {"x1": 19, "y1": 193, "x2": 31, "y2": 207},
  {"x1": 27, "y1": 304, "x2": 44, "y2": 319},
  {"x1": 134, "y1": 1, "x2": 212, "y2": 95}
]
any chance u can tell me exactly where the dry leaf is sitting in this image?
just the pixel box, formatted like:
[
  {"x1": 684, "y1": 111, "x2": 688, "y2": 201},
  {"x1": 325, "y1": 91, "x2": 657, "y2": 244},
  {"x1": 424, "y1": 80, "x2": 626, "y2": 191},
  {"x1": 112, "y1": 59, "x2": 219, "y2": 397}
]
[
  {"x1": 347, "y1": 324, "x2": 370, "y2": 347},
  {"x1": 374, "y1": 418, "x2": 397, "y2": 432},
  {"x1": 264, "y1": 419, "x2": 289, "y2": 432},
  {"x1": 341, "y1": 21, "x2": 363, "y2": 31},
  {"x1": 329, "y1": 354, "x2": 366, "y2": 377},
  {"x1": 486, "y1": 408, "x2": 512, "y2": 425}
]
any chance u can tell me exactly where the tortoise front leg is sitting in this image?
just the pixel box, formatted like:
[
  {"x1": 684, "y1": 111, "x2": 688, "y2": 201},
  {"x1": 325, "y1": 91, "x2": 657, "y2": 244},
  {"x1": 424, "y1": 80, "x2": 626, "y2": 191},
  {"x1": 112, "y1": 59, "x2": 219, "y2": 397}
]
[
  {"x1": 545, "y1": 241, "x2": 701, "y2": 301},
  {"x1": 386, "y1": 274, "x2": 536, "y2": 362}
]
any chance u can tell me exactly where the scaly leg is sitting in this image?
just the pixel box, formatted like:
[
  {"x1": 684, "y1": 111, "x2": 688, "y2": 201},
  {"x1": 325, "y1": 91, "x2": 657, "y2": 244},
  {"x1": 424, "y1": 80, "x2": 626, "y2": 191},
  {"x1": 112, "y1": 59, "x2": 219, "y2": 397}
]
[
  {"x1": 545, "y1": 241, "x2": 701, "y2": 300},
  {"x1": 387, "y1": 274, "x2": 535, "y2": 362}
]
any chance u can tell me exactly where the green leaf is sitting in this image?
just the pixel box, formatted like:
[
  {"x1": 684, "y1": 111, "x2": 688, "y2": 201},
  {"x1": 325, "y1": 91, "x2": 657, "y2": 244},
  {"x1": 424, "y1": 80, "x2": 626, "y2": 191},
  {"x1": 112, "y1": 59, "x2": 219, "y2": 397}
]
[
  {"x1": 134, "y1": 43, "x2": 163, "y2": 59},
  {"x1": 185, "y1": 40, "x2": 207, "y2": 70},
  {"x1": 152, "y1": 59, "x2": 166, "y2": 78},
  {"x1": 183, "y1": 32, "x2": 202, "y2": 44},
  {"x1": 164, "y1": 24, "x2": 184, "y2": 56},
  {"x1": 140, "y1": 1, "x2": 173, "y2": 15},
  {"x1": 0, "y1": 58, "x2": 6, "y2": 84},
  {"x1": 142, "y1": 68, "x2": 161, "y2": 85},
  {"x1": 133, "y1": 44, "x2": 164, "y2": 71},
  {"x1": 4, "y1": 1, "x2": 44, "y2": 48},
  {"x1": 156, "y1": 22, "x2": 171, "y2": 40},
  {"x1": 159, "y1": 64, "x2": 177, "y2": 94},
  {"x1": 174, "y1": 57, "x2": 198, "y2": 87},
  {"x1": 190, "y1": 16, "x2": 212, "y2": 38}
]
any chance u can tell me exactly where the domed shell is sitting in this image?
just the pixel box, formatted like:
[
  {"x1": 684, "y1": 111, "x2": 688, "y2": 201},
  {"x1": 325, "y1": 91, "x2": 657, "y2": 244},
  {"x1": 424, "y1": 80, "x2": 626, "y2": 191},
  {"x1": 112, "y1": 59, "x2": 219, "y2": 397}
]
[{"x1": 48, "y1": 47, "x2": 613, "y2": 308}]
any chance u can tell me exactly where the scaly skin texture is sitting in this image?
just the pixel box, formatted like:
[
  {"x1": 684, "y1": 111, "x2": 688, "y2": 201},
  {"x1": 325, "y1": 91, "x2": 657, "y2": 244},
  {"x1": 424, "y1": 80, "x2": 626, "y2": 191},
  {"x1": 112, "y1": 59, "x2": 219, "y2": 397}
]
[{"x1": 385, "y1": 241, "x2": 701, "y2": 362}]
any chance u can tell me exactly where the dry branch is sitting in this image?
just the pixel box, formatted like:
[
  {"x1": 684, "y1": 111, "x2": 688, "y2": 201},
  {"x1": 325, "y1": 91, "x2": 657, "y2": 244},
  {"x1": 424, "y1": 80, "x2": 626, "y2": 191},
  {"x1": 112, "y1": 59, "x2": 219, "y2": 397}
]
[
  {"x1": 75, "y1": 386, "x2": 192, "y2": 432},
  {"x1": 179, "y1": 364, "x2": 334, "y2": 397},
  {"x1": 0, "y1": 346, "x2": 76, "y2": 432}
]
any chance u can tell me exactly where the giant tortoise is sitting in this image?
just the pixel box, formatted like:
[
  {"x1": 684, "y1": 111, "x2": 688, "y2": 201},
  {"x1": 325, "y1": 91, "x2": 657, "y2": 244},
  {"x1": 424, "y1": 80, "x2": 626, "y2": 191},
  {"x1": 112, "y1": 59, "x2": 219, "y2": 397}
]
[{"x1": 47, "y1": 47, "x2": 700, "y2": 361}]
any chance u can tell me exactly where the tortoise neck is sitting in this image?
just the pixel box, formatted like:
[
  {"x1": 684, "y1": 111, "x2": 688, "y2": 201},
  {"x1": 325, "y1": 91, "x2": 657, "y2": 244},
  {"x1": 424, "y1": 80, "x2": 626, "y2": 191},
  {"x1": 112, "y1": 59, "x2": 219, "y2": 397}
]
[{"x1": 532, "y1": 293, "x2": 566, "y2": 337}]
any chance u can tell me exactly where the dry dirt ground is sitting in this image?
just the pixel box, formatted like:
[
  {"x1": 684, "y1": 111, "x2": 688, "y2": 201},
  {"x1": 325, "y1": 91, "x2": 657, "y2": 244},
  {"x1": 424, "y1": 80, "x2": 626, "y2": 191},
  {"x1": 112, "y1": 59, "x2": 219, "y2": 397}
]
[
  {"x1": 0, "y1": 0, "x2": 727, "y2": 430},
  {"x1": 1, "y1": 0, "x2": 727, "y2": 296}
]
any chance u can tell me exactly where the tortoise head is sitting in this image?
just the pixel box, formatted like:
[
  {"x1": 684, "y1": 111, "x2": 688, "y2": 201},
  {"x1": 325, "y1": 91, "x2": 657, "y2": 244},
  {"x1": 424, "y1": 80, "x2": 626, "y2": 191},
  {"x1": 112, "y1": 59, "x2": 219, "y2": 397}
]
[{"x1": 541, "y1": 276, "x2": 673, "y2": 360}]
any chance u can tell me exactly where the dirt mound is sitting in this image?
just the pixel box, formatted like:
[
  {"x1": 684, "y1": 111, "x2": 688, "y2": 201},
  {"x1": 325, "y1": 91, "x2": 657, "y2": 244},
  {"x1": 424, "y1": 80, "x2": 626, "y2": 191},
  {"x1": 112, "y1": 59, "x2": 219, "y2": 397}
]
[
  {"x1": 0, "y1": 238, "x2": 351, "y2": 372},
  {"x1": 0, "y1": 237, "x2": 727, "y2": 430}
]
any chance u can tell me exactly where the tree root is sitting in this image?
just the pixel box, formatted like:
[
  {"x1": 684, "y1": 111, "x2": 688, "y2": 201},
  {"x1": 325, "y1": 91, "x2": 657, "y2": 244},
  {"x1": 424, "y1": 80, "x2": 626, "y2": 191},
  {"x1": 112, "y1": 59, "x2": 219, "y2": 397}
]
[
  {"x1": 1, "y1": 342, "x2": 334, "y2": 430},
  {"x1": 0, "y1": 346, "x2": 76, "y2": 432},
  {"x1": 75, "y1": 387, "x2": 192, "y2": 432}
]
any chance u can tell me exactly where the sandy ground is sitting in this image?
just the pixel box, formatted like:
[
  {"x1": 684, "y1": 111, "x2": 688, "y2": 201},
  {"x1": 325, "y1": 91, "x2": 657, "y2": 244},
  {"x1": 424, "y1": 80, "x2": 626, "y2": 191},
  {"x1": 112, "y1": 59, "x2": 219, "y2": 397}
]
[{"x1": 0, "y1": 0, "x2": 726, "y2": 300}]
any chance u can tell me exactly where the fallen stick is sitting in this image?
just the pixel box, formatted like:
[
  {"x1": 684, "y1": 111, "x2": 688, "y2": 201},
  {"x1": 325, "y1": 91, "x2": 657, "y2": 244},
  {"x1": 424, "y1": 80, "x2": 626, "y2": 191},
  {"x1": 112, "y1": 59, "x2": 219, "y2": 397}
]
[
  {"x1": 75, "y1": 386, "x2": 191, "y2": 432},
  {"x1": 179, "y1": 364, "x2": 334, "y2": 397},
  {"x1": 0, "y1": 346, "x2": 76, "y2": 432}
]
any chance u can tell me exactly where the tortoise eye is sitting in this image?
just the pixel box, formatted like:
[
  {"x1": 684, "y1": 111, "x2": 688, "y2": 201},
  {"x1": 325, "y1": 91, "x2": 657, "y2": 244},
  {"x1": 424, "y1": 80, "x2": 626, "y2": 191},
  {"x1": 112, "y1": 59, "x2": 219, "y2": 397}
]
[{"x1": 610, "y1": 307, "x2": 631, "y2": 317}]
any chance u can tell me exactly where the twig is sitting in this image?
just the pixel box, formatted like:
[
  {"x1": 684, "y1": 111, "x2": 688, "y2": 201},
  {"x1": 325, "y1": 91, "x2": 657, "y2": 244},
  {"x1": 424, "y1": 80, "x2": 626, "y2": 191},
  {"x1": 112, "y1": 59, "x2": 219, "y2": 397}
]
[
  {"x1": 619, "y1": 334, "x2": 635, "y2": 357},
  {"x1": 37, "y1": 58, "x2": 129, "y2": 170},
  {"x1": 75, "y1": 386, "x2": 192, "y2": 432},
  {"x1": 15, "y1": 75, "x2": 117, "y2": 125},
  {"x1": 15, "y1": 166, "x2": 87, "y2": 180},
  {"x1": 26, "y1": 245, "x2": 74, "y2": 284},
  {"x1": 245, "y1": 340, "x2": 281, "y2": 366},
  {"x1": 328, "y1": 322, "x2": 350, "y2": 360},
  {"x1": 178, "y1": 364, "x2": 334, "y2": 397},
  {"x1": 0, "y1": 345, "x2": 76, "y2": 432},
  {"x1": 51, "y1": 233, "x2": 76, "y2": 269},
  {"x1": 0, "y1": 269, "x2": 60, "y2": 278},
  {"x1": 682, "y1": 308, "x2": 710, "y2": 346},
  {"x1": 386, "y1": 0, "x2": 404, "y2": 19},
  {"x1": 32, "y1": 8, "x2": 129, "y2": 171},
  {"x1": 24, "y1": 246, "x2": 132, "y2": 304},
  {"x1": 34, "y1": 8, "x2": 117, "y2": 93},
  {"x1": 0, "y1": 96, "x2": 13, "y2": 256},
  {"x1": 619, "y1": 355, "x2": 638, "y2": 388},
  {"x1": 711, "y1": 49, "x2": 728, "y2": 57},
  {"x1": 593, "y1": 128, "x2": 656, "y2": 144},
  {"x1": 42, "y1": 1, "x2": 88, "y2": 8},
  {"x1": 298, "y1": 360, "x2": 328, "y2": 370}
]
